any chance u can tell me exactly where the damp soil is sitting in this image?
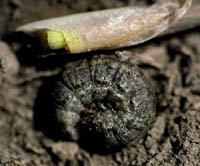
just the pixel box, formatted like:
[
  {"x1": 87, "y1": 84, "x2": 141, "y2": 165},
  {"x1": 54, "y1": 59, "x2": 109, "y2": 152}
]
[{"x1": 0, "y1": 0, "x2": 200, "y2": 166}]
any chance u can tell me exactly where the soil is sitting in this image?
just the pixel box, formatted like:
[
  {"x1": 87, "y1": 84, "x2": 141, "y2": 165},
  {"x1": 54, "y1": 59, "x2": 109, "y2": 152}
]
[{"x1": 0, "y1": 0, "x2": 200, "y2": 166}]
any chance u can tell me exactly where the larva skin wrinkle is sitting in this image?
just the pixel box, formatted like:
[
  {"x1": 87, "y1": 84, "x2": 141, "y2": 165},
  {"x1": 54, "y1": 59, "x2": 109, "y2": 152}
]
[
  {"x1": 42, "y1": 55, "x2": 156, "y2": 152},
  {"x1": 17, "y1": 0, "x2": 191, "y2": 54}
]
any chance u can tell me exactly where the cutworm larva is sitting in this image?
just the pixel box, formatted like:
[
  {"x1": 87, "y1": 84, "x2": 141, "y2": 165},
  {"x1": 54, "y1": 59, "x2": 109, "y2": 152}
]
[{"x1": 34, "y1": 54, "x2": 156, "y2": 152}]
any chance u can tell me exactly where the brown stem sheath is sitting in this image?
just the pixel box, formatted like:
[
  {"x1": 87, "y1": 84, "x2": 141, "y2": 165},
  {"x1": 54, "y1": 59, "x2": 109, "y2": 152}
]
[
  {"x1": 162, "y1": 4, "x2": 200, "y2": 35},
  {"x1": 17, "y1": 0, "x2": 193, "y2": 53}
]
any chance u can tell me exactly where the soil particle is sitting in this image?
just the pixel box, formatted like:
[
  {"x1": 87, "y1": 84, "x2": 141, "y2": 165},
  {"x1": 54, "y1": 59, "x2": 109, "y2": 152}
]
[{"x1": 0, "y1": 42, "x2": 19, "y2": 82}]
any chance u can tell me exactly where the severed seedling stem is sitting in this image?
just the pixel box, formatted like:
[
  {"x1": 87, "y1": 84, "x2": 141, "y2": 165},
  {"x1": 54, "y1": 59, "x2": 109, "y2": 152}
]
[{"x1": 17, "y1": 0, "x2": 200, "y2": 54}]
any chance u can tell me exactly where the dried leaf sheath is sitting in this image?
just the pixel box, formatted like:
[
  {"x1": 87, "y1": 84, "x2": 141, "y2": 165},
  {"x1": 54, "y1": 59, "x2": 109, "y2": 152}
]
[
  {"x1": 17, "y1": 0, "x2": 191, "y2": 53},
  {"x1": 162, "y1": 3, "x2": 200, "y2": 35}
]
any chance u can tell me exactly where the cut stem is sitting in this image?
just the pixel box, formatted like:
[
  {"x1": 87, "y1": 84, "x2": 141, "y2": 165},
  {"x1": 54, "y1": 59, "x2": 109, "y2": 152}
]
[{"x1": 17, "y1": 0, "x2": 192, "y2": 53}]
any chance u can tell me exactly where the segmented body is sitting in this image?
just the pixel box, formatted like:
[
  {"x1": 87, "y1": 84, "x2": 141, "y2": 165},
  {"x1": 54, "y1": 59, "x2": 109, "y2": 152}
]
[{"x1": 41, "y1": 54, "x2": 156, "y2": 151}]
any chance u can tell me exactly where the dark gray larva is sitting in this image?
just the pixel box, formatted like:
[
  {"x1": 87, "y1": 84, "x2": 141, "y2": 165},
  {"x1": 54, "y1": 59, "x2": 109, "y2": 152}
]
[{"x1": 41, "y1": 54, "x2": 156, "y2": 151}]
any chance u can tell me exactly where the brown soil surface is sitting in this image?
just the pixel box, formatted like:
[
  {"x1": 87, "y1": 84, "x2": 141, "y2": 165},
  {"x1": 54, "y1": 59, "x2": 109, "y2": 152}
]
[{"x1": 0, "y1": 0, "x2": 200, "y2": 165}]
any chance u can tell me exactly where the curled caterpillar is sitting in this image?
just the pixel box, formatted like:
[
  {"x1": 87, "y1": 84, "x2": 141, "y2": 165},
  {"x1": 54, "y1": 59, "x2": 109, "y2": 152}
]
[{"x1": 34, "y1": 54, "x2": 156, "y2": 152}]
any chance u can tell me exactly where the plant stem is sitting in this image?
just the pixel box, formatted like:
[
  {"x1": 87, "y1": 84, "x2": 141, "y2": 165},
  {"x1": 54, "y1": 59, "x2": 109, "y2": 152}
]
[{"x1": 162, "y1": 5, "x2": 200, "y2": 35}]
